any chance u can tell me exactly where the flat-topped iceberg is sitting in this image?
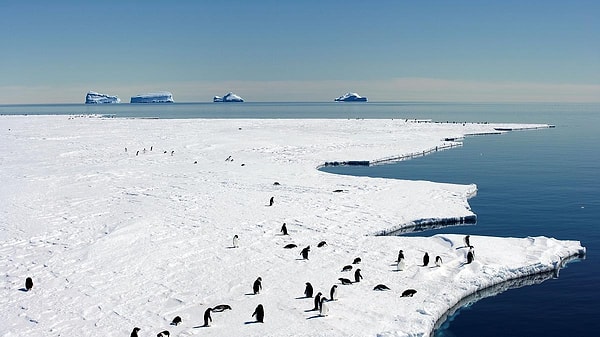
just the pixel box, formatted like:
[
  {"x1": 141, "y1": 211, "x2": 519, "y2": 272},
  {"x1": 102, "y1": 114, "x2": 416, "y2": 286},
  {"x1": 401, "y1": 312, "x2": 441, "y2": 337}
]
[
  {"x1": 85, "y1": 91, "x2": 120, "y2": 104},
  {"x1": 213, "y1": 92, "x2": 244, "y2": 102},
  {"x1": 130, "y1": 91, "x2": 174, "y2": 103},
  {"x1": 334, "y1": 92, "x2": 368, "y2": 102}
]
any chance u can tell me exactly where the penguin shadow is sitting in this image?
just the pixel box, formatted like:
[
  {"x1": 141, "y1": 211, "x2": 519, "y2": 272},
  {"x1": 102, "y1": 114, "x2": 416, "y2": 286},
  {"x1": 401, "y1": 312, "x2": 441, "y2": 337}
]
[
  {"x1": 18, "y1": 288, "x2": 28, "y2": 292},
  {"x1": 192, "y1": 325, "x2": 209, "y2": 329},
  {"x1": 226, "y1": 246, "x2": 238, "y2": 249},
  {"x1": 306, "y1": 314, "x2": 324, "y2": 320},
  {"x1": 304, "y1": 308, "x2": 318, "y2": 313},
  {"x1": 245, "y1": 292, "x2": 258, "y2": 296},
  {"x1": 295, "y1": 296, "x2": 310, "y2": 300},
  {"x1": 244, "y1": 321, "x2": 262, "y2": 325},
  {"x1": 455, "y1": 245, "x2": 472, "y2": 250}
]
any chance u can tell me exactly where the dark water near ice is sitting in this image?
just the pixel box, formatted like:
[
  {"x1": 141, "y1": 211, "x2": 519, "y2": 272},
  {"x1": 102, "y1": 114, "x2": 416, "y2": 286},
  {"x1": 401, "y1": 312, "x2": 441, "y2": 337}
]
[{"x1": 2, "y1": 102, "x2": 599, "y2": 336}]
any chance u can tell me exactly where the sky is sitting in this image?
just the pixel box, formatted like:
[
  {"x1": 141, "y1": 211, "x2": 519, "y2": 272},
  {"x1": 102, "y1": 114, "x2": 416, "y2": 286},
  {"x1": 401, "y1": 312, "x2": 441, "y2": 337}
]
[{"x1": 0, "y1": 0, "x2": 598, "y2": 103}]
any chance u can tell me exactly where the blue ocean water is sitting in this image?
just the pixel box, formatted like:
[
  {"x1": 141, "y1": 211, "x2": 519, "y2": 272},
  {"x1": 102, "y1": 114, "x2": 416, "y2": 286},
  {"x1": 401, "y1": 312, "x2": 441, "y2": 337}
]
[{"x1": 1, "y1": 102, "x2": 598, "y2": 336}]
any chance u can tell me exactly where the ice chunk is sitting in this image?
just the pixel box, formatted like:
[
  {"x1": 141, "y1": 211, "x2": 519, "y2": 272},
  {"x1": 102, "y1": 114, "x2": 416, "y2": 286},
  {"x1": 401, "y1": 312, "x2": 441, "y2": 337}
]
[
  {"x1": 213, "y1": 92, "x2": 244, "y2": 102},
  {"x1": 334, "y1": 92, "x2": 368, "y2": 102},
  {"x1": 130, "y1": 92, "x2": 174, "y2": 103},
  {"x1": 85, "y1": 91, "x2": 121, "y2": 104}
]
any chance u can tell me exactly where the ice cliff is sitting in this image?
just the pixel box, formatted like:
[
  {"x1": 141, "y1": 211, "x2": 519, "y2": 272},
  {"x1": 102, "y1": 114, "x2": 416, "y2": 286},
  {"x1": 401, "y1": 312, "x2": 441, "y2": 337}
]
[
  {"x1": 130, "y1": 92, "x2": 174, "y2": 103},
  {"x1": 85, "y1": 91, "x2": 121, "y2": 104}
]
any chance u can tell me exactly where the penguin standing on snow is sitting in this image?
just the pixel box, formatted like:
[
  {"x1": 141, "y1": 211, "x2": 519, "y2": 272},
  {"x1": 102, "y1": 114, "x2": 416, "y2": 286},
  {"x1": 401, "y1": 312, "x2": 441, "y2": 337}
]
[
  {"x1": 252, "y1": 304, "x2": 264, "y2": 323},
  {"x1": 397, "y1": 250, "x2": 406, "y2": 271},
  {"x1": 253, "y1": 277, "x2": 262, "y2": 294},
  {"x1": 281, "y1": 223, "x2": 288, "y2": 235},
  {"x1": 464, "y1": 235, "x2": 471, "y2": 248},
  {"x1": 435, "y1": 256, "x2": 443, "y2": 267},
  {"x1": 313, "y1": 292, "x2": 323, "y2": 311},
  {"x1": 304, "y1": 282, "x2": 313, "y2": 298},
  {"x1": 352, "y1": 257, "x2": 361, "y2": 264},
  {"x1": 466, "y1": 249, "x2": 474, "y2": 264},
  {"x1": 397, "y1": 249, "x2": 404, "y2": 262},
  {"x1": 25, "y1": 277, "x2": 33, "y2": 291},
  {"x1": 300, "y1": 246, "x2": 310, "y2": 260},
  {"x1": 354, "y1": 268, "x2": 363, "y2": 283},
  {"x1": 130, "y1": 327, "x2": 141, "y2": 337},
  {"x1": 423, "y1": 252, "x2": 430, "y2": 267},
  {"x1": 232, "y1": 234, "x2": 239, "y2": 248},
  {"x1": 269, "y1": 197, "x2": 274, "y2": 206},
  {"x1": 319, "y1": 297, "x2": 329, "y2": 316},
  {"x1": 330, "y1": 285, "x2": 338, "y2": 301},
  {"x1": 171, "y1": 316, "x2": 182, "y2": 326},
  {"x1": 203, "y1": 307, "x2": 213, "y2": 327}
]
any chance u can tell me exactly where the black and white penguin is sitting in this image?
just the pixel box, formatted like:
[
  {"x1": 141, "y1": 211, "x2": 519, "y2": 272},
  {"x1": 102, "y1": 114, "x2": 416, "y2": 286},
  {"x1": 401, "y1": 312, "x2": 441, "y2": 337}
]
[
  {"x1": 212, "y1": 304, "x2": 232, "y2": 312},
  {"x1": 304, "y1": 282, "x2": 314, "y2": 298},
  {"x1": 423, "y1": 252, "x2": 430, "y2": 267},
  {"x1": 157, "y1": 331, "x2": 170, "y2": 337},
  {"x1": 435, "y1": 256, "x2": 443, "y2": 267},
  {"x1": 281, "y1": 223, "x2": 288, "y2": 235},
  {"x1": 130, "y1": 327, "x2": 141, "y2": 337},
  {"x1": 233, "y1": 234, "x2": 239, "y2": 248},
  {"x1": 401, "y1": 289, "x2": 417, "y2": 297},
  {"x1": 330, "y1": 285, "x2": 338, "y2": 301},
  {"x1": 466, "y1": 250, "x2": 474, "y2": 264},
  {"x1": 354, "y1": 268, "x2": 362, "y2": 283},
  {"x1": 269, "y1": 197, "x2": 274, "y2": 206},
  {"x1": 284, "y1": 243, "x2": 297, "y2": 249},
  {"x1": 25, "y1": 277, "x2": 33, "y2": 291},
  {"x1": 352, "y1": 257, "x2": 361, "y2": 264},
  {"x1": 170, "y1": 316, "x2": 182, "y2": 325},
  {"x1": 464, "y1": 235, "x2": 471, "y2": 248},
  {"x1": 373, "y1": 284, "x2": 390, "y2": 291},
  {"x1": 203, "y1": 307, "x2": 213, "y2": 327},
  {"x1": 313, "y1": 292, "x2": 323, "y2": 311},
  {"x1": 319, "y1": 297, "x2": 329, "y2": 317},
  {"x1": 317, "y1": 241, "x2": 327, "y2": 248},
  {"x1": 341, "y1": 265, "x2": 353, "y2": 272},
  {"x1": 397, "y1": 249, "x2": 405, "y2": 262},
  {"x1": 252, "y1": 304, "x2": 264, "y2": 323},
  {"x1": 338, "y1": 278, "x2": 352, "y2": 285},
  {"x1": 253, "y1": 277, "x2": 262, "y2": 294},
  {"x1": 300, "y1": 246, "x2": 310, "y2": 260}
]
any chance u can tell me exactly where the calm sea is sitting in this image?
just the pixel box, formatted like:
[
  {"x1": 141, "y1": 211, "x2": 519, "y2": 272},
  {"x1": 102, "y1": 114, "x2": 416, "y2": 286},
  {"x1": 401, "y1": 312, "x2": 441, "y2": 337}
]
[{"x1": 2, "y1": 102, "x2": 598, "y2": 336}]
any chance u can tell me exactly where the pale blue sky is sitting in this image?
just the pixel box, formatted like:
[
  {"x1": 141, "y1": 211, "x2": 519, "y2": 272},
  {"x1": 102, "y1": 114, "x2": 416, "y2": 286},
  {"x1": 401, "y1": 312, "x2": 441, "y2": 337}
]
[{"x1": 1, "y1": 0, "x2": 598, "y2": 103}]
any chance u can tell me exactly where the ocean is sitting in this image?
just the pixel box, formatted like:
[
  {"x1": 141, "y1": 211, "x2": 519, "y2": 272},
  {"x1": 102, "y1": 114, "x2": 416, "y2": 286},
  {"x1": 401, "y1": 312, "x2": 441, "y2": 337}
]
[{"x1": 1, "y1": 102, "x2": 598, "y2": 336}]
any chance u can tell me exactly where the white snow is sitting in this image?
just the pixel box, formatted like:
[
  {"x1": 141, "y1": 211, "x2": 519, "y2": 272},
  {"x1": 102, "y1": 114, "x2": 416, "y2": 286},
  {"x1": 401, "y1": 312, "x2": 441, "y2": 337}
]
[
  {"x1": 0, "y1": 116, "x2": 584, "y2": 337},
  {"x1": 130, "y1": 92, "x2": 174, "y2": 103},
  {"x1": 334, "y1": 92, "x2": 367, "y2": 102},
  {"x1": 214, "y1": 92, "x2": 245, "y2": 102},
  {"x1": 85, "y1": 91, "x2": 121, "y2": 104}
]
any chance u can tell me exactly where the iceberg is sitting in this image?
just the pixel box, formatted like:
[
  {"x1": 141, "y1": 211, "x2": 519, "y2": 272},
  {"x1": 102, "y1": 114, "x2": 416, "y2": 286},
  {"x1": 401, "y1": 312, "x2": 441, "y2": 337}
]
[
  {"x1": 334, "y1": 92, "x2": 368, "y2": 102},
  {"x1": 85, "y1": 91, "x2": 121, "y2": 104},
  {"x1": 213, "y1": 92, "x2": 244, "y2": 102},
  {"x1": 130, "y1": 92, "x2": 174, "y2": 104}
]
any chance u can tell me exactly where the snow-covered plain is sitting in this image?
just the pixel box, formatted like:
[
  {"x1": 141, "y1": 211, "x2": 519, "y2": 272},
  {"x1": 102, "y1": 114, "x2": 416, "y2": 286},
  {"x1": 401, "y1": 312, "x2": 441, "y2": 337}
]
[{"x1": 0, "y1": 116, "x2": 584, "y2": 337}]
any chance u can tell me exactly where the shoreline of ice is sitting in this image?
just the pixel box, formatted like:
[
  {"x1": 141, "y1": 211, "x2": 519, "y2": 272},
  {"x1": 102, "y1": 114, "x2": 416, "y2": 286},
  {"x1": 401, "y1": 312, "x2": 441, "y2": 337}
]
[{"x1": 0, "y1": 115, "x2": 585, "y2": 337}]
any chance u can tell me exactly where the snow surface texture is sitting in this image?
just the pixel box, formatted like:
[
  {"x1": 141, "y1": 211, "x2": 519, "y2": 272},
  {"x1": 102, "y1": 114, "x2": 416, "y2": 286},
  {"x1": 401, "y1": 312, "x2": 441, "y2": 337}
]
[
  {"x1": 85, "y1": 91, "x2": 121, "y2": 104},
  {"x1": 130, "y1": 92, "x2": 174, "y2": 103},
  {"x1": 0, "y1": 116, "x2": 584, "y2": 337},
  {"x1": 214, "y1": 92, "x2": 244, "y2": 102},
  {"x1": 334, "y1": 92, "x2": 367, "y2": 102}
]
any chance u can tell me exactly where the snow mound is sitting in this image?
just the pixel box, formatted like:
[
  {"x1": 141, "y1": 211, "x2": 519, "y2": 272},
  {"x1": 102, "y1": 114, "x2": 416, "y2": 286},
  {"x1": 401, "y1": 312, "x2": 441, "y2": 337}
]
[
  {"x1": 85, "y1": 91, "x2": 120, "y2": 104},
  {"x1": 130, "y1": 92, "x2": 174, "y2": 103},
  {"x1": 334, "y1": 92, "x2": 368, "y2": 102},
  {"x1": 214, "y1": 92, "x2": 245, "y2": 102}
]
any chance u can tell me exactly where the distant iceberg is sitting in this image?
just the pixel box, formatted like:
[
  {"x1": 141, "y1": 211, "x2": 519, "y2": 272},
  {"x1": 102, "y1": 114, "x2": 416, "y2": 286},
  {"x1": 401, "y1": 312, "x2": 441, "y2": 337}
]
[
  {"x1": 85, "y1": 91, "x2": 121, "y2": 104},
  {"x1": 213, "y1": 92, "x2": 244, "y2": 102},
  {"x1": 334, "y1": 92, "x2": 368, "y2": 102},
  {"x1": 130, "y1": 92, "x2": 174, "y2": 104}
]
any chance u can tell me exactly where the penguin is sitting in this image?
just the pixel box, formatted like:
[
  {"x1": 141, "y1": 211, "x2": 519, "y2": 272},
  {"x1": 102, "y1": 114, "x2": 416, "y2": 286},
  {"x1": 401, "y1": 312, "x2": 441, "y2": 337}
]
[
  {"x1": 253, "y1": 277, "x2": 262, "y2": 294},
  {"x1": 397, "y1": 249, "x2": 405, "y2": 262},
  {"x1": 319, "y1": 297, "x2": 329, "y2": 317},
  {"x1": 25, "y1": 277, "x2": 33, "y2": 291},
  {"x1": 330, "y1": 285, "x2": 338, "y2": 301},
  {"x1": 232, "y1": 234, "x2": 239, "y2": 248},
  {"x1": 269, "y1": 197, "x2": 274, "y2": 206},
  {"x1": 203, "y1": 307, "x2": 213, "y2": 327},
  {"x1": 466, "y1": 250, "x2": 474, "y2": 264},
  {"x1": 317, "y1": 241, "x2": 327, "y2": 248},
  {"x1": 170, "y1": 316, "x2": 182, "y2": 326},
  {"x1": 397, "y1": 256, "x2": 406, "y2": 271},
  {"x1": 352, "y1": 257, "x2": 361, "y2": 264},
  {"x1": 338, "y1": 278, "x2": 352, "y2": 285},
  {"x1": 423, "y1": 252, "x2": 430, "y2": 267},
  {"x1": 464, "y1": 235, "x2": 471, "y2": 248},
  {"x1": 157, "y1": 331, "x2": 170, "y2": 337},
  {"x1": 313, "y1": 292, "x2": 323, "y2": 311},
  {"x1": 281, "y1": 223, "x2": 288, "y2": 235},
  {"x1": 373, "y1": 284, "x2": 390, "y2": 291},
  {"x1": 401, "y1": 289, "x2": 417, "y2": 297},
  {"x1": 284, "y1": 243, "x2": 297, "y2": 249},
  {"x1": 212, "y1": 304, "x2": 232, "y2": 312},
  {"x1": 304, "y1": 282, "x2": 314, "y2": 298},
  {"x1": 341, "y1": 265, "x2": 353, "y2": 272},
  {"x1": 273, "y1": 181, "x2": 280, "y2": 185},
  {"x1": 354, "y1": 268, "x2": 362, "y2": 283},
  {"x1": 130, "y1": 327, "x2": 141, "y2": 337},
  {"x1": 252, "y1": 304, "x2": 264, "y2": 323},
  {"x1": 435, "y1": 256, "x2": 443, "y2": 267},
  {"x1": 300, "y1": 246, "x2": 310, "y2": 260}
]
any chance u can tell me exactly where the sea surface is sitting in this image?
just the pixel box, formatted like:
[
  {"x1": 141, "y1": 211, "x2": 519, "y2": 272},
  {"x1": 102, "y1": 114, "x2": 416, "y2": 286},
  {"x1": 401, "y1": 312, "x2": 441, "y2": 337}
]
[{"x1": 1, "y1": 102, "x2": 598, "y2": 336}]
